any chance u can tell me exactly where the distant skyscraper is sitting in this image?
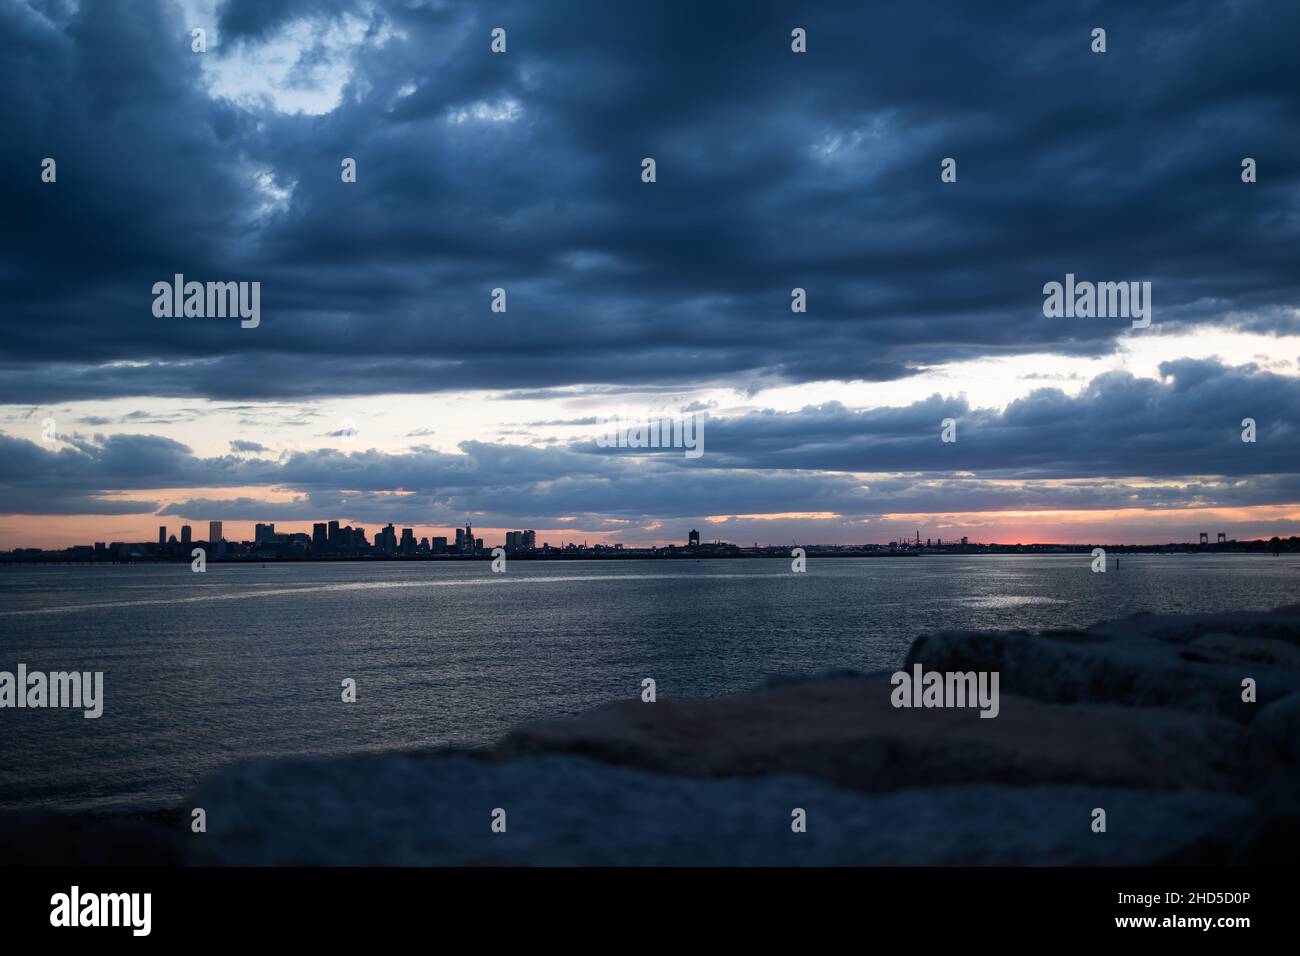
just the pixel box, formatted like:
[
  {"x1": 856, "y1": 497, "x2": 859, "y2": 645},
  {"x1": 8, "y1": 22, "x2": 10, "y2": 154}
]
[
  {"x1": 431, "y1": 536, "x2": 447, "y2": 554},
  {"x1": 506, "y1": 531, "x2": 522, "y2": 552},
  {"x1": 328, "y1": 520, "x2": 340, "y2": 549},
  {"x1": 181, "y1": 525, "x2": 192, "y2": 545},
  {"x1": 158, "y1": 526, "x2": 166, "y2": 546},
  {"x1": 255, "y1": 523, "x2": 275, "y2": 544},
  {"x1": 312, "y1": 523, "x2": 327, "y2": 551},
  {"x1": 523, "y1": 530, "x2": 535, "y2": 551},
  {"x1": 208, "y1": 521, "x2": 222, "y2": 543},
  {"x1": 400, "y1": 527, "x2": 415, "y2": 555},
  {"x1": 688, "y1": 529, "x2": 700, "y2": 547},
  {"x1": 455, "y1": 528, "x2": 465, "y2": 551}
]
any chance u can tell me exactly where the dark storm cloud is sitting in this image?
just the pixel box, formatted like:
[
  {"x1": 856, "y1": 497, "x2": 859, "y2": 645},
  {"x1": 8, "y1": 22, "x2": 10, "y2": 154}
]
[
  {"x1": 692, "y1": 358, "x2": 1300, "y2": 479},
  {"x1": 4, "y1": 360, "x2": 1299, "y2": 522},
  {"x1": 3, "y1": 0, "x2": 1299, "y2": 401},
  {"x1": 0, "y1": 431, "x2": 275, "y2": 493},
  {"x1": 217, "y1": 0, "x2": 360, "y2": 43}
]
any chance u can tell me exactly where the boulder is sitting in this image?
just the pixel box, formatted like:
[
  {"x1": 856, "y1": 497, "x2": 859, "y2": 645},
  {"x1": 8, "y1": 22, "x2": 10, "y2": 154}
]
[
  {"x1": 1089, "y1": 607, "x2": 1300, "y2": 650},
  {"x1": 498, "y1": 676, "x2": 1260, "y2": 794},
  {"x1": 906, "y1": 629, "x2": 1299, "y2": 720},
  {"x1": 1247, "y1": 691, "x2": 1300, "y2": 764},
  {"x1": 186, "y1": 751, "x2": 1250, "y2": 866},
  {"x1": 1189, "y1": 633, "x2": 1300, "y2": 669}
]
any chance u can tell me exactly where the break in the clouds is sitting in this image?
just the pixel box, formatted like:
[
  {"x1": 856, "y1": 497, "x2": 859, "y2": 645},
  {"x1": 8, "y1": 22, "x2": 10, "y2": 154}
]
[
  {"x1": 4, "y1": 359, "x2": 1300, "y2": 533},
  {"x1": 2, "y1": 0, "x2": 1299, "y2": 544}
]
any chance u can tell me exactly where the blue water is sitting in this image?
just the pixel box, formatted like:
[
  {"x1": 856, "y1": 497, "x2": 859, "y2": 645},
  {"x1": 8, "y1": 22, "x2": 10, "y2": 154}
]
[{"x1": 0, "y1": 555, "x2": 1296, "y2": 811}]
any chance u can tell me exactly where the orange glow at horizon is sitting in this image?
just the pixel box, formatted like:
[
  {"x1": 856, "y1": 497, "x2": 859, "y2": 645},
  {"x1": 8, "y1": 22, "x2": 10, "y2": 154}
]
[{"x1": 5, "y1": 503, "x2": 1300, "y2": 551}]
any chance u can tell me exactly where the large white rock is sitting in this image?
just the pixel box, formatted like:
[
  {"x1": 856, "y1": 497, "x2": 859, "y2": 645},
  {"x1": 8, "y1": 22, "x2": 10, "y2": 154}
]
[{"x1": 187, "y1": 752, "x2": 1251, "y2": 866}]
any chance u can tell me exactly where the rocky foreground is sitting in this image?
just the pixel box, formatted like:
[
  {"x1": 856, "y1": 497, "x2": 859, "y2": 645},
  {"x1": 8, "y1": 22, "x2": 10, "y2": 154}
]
[{"x1": 7, "y1": 607, "x2": 1300, "y2": 865}]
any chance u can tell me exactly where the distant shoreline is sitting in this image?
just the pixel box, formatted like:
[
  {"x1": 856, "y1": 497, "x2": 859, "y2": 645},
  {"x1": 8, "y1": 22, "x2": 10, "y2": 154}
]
[{"x1": 1, "y1": 545, "x2": 1295, "y2": 565}]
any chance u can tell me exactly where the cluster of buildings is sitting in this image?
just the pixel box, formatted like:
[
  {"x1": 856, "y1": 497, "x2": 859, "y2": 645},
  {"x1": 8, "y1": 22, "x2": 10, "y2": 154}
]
[
  {"x1": 2, "y1": 524, "x2": 723, "y2": 562},
  {"x1": 883, "y1": 531, "x2": 971, "y2": 552},
  {"x1": 158, "y1": 520, "x2": 537, "y2": 559},
  {"x1": 0, "y1": 520, "x2": 538, "y2": 562},
  {"x1": 6, "y1": 523, "x2": 1293, "y2": 563}
]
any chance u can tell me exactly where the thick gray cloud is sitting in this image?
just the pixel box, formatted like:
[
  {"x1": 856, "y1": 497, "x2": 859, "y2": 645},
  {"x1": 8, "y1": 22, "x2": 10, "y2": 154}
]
[
  {"x1": 3, "y1": 0, "x2": 1299, "y2": 401},
  {"x1": 696, "y1": 358, "x2": 1300, "y2": 478}
]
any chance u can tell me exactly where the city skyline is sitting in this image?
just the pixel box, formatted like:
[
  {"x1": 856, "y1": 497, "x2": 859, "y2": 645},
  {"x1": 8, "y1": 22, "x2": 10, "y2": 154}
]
[{"x1": 4, "y1": 514, "x2": 1293, "y2": 558}]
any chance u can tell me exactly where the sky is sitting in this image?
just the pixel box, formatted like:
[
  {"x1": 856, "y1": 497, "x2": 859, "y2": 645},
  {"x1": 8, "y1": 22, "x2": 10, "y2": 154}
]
[{"x1": 3, "y1": 0, "x2": 1300, "y2": 549}]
